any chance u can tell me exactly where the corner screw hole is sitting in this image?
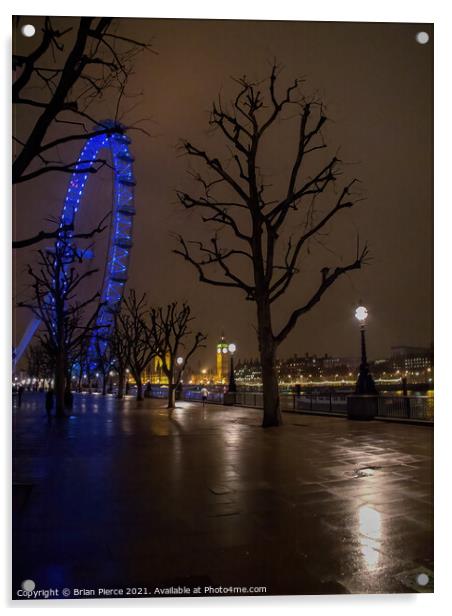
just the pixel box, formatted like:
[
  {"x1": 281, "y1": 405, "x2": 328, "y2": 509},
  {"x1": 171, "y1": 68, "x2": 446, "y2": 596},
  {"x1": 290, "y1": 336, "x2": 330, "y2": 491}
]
[
  {"x1": 21, "y1": 579, "x2": 36, "y2": 591},
  {"x1": 415, "y1": 32, "x2": 429, "y2": 45},
  {"x1": 21, "y1": 24, "x2": 36, "y2": 38},
  {"x1": 416, "y1": 573, "x2": 429, "y2": 586}
]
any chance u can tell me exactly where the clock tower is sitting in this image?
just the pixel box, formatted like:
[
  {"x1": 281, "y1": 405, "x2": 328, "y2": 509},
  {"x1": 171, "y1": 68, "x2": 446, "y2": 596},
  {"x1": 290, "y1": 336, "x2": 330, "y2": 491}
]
[{"x1": 216, "y1": 335, "x2": 229, "y2": 383}]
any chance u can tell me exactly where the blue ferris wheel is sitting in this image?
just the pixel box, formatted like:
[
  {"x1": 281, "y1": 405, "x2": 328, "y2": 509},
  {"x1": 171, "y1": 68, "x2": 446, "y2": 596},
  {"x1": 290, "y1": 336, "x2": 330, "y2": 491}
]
[{"x1": 14, "y1": 120, "x2": 136, "y2": 366}]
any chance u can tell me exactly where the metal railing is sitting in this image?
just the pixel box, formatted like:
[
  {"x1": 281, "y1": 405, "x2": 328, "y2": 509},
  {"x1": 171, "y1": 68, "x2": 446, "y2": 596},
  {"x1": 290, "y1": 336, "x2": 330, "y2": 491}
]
[
  {"x1": 233, "y1": 391, "x2": 349, "y2": 414},
  {"x1": 148, "y1": 386, "x2": 224, "y2": 405},
  {"x1": 183, "y1": 390, "x2": 224, "y2": 404},
  {"x1": 295, "y1": 394, "x2": 348, "y2": 415},
  {"x1": 376, "y1": 395, "x2": 433, "y2": 421},
  {"x1": 147, "y1": 386, "x2": 433, "y2": 422}
]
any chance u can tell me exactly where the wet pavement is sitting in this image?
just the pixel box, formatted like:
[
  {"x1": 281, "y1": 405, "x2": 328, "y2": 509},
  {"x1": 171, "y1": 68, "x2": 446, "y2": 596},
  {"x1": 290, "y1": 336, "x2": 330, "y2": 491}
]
[{"x1": 12, "y1": 392, "x2": 433, "y2": 597}]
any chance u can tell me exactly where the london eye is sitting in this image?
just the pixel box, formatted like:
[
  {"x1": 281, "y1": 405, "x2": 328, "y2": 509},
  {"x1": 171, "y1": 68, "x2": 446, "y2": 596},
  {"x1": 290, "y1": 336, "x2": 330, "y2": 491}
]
[{"x1": 14, "y1": 121, "x2": 136, "y2": 366}]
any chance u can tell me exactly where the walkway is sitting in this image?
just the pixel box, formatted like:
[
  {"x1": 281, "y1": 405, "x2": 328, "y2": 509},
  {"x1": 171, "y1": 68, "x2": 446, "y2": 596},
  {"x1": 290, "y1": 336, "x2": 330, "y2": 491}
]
[{"x1": 12, "y1": 392, "x2": 433, "y2": 597}]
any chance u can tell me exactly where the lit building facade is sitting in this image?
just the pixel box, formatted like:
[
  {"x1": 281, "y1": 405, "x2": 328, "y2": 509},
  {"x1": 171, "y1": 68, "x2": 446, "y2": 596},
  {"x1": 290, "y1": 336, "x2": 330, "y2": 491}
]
[
  {"x1": 143, "y1": 354, "x2": 171, "y2": 384},
  {"x1": 390, "y1": 346, "x2": 434, "y2": 373}
]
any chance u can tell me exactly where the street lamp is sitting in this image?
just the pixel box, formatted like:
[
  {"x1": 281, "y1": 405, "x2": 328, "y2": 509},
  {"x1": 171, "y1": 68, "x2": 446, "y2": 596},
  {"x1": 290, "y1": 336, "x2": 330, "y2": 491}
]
[
  {"x1": 228, "y1": 343, "x2": 237, "y2": 393},
  {"x1": 125, "y1": 368, "x2": 130, "y2": 395},
  {"x1": 108, "y1": 370, "x2": 114, "y2": 393},
  {"x1": 354, "y1": 305, "x2": 377, "y2": 395},
  {"x1": 175, "y1": 357, "x2": 184, "y2": 399}
]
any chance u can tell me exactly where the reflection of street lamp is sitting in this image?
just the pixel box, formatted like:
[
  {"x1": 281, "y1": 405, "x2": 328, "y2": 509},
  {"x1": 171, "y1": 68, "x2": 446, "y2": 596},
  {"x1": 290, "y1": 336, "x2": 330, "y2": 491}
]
[
  {"x1": 354, "y1": 305, "x2": 377, "y2": 395},
  {"x1": 228, "y1": 343, "x2": 237, "y2": 393}
]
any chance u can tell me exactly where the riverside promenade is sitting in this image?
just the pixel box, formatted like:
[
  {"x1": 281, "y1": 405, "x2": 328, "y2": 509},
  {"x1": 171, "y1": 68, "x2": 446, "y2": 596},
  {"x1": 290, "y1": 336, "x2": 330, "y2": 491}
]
[{"x1": 12, "y1": 392, "x2": 433, "y2": 598}]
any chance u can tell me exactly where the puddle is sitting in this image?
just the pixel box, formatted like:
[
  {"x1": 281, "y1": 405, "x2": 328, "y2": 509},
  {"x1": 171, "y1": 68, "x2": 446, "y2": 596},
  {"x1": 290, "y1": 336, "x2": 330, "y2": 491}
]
[{"x1": 348, "y1": 466, "x2": 382, "y2": 479}]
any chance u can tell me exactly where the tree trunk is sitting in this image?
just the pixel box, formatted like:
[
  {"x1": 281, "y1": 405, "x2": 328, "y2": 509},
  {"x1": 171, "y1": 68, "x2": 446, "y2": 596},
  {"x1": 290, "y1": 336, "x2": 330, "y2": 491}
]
[
  {"x1": 257, "y1": 299, "x2": 282, "y2": 427},
  {"x1": 117, "y1": 369, "x2": 124, "y2": 399},
  {"x1": 167, "y1": 384, "x2": 176, "y2": 409},
  {"x1": 102, "y1": 374, "x2": 107, "y2": 396},
  {"x1": 136, "y1": 377, "x2": 143, "y2": 401},
  {"x1": 260, "y1": 345, "x2": 281, "y2": 427},
  {"x1": 64, "y1": 370, "x2": 70, "y2": 407},
  {"x1": 54, "y1": 352, "x2": 66, "y2": 417}
]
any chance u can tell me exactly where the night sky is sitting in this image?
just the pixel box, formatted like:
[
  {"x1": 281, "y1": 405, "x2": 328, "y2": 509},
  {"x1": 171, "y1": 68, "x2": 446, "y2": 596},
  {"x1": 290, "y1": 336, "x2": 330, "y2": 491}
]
[{"x1": 13, "y1": 18, "x2": 433, "y2": 369}]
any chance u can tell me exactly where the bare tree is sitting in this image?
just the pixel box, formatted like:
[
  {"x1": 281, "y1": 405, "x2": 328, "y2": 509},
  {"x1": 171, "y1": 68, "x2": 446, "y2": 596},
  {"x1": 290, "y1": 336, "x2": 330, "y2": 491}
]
[
  {"x1": 117, "y1": 290, "x2": 155, "y2": 401},
  {"x1": 175, "y1": 65, "x2": 369, "y2": 427},
  {"x1": 13, "y1": 16, "x2": 153, "y2": 247},
  {"x1": 19, "y1": 238, "x2": 102, "y2": 416},
  {"x1": 109, "y1": 312, "x2": 133, "y2": 399},
  {"x1": 149, "y1": 303, "x2": 206, "y2": 409},
  {"x1": 93, "y1": 335, "x2": 115, "y2": 396},
  {"x1": 26, "y1": 342, "x2": 54, "y2": 385}
]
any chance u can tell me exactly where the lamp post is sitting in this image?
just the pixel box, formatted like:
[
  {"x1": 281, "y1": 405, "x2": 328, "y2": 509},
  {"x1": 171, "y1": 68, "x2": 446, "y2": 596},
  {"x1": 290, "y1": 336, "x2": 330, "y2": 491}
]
[
  {"x1": 228, "y1": 343, "x2": 237, "y2": 393},
  {"x1": 125, "y1": 368, "x2": 130, "y2": 395},
  {"x1": 108, "y1": 370, "x2": 114, "y2": 394},
  {"x1": 176, "y1": 356, "x2": 184, "y2": 400},
  {"x1": 354, "y1": 306, "x2": 377, "y2": 395}
]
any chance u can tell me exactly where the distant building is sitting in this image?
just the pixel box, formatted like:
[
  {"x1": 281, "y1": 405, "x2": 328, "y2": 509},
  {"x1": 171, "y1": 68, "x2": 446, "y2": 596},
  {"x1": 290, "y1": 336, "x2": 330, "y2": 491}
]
[
  {"x1": 235, "y1": 358, "x2": 261, "y2": 385},
  {"x1": 142, "y1": 354, "x2": 172, "y2": 385},
  {"x1": 235, "y1": 352, "x2": 360, "y2": 385},
  {"x1": 390, "y1": 346, "x2": 433, "y2": 372}
]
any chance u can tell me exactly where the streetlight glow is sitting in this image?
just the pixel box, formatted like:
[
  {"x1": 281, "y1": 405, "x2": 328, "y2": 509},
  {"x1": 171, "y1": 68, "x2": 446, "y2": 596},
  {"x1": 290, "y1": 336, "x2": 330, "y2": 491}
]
[
  {"x1": 228, "y1": 343, "x2": 236, "y2": 354},
  {"x1": 355, "y1": 306, "x2": 368, "y2": 322},
  {"x1": 176, "y1": 356, "x2": 184, "y2": 366}
]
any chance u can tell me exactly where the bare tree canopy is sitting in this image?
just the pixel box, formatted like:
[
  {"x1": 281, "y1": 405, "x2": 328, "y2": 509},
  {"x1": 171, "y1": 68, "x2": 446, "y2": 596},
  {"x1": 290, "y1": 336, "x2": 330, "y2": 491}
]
[
  {"x1": 175, "y1": 64, "x2": 369, "y2": 427},
  {"x1": 18, "y1": 237, "x2": 103, "y2": 415},
  {"x1": 149, "y1": 302, "x2": 207, "y2": 408},
  {"x1": 116, "y1": 289, "x2": 156, "y2": 401},
  {"x1": 12, "y1": 16, "x2": 153, "y2": 248},
  {"x1": 26, "y1": 341, "x2": 54, "y2": 382},
  {"x1": 13, "y1": 16, "x2": 153, "y2": 184},
  {"x1": 109, "y1": 312, "x2": 133, "y2": 399}
]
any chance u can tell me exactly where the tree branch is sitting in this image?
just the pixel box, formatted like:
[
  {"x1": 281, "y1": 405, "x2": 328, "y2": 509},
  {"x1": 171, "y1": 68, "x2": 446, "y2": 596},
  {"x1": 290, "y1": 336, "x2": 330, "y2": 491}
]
[
  {"x1": 269, "y1": 178, "x2": 363, "y2": 301},
  {"x1": 275, "y1": 244, "x2": 370, "y2": 344},
  {"x1": 174, "y1": 235, "x2": 254, "y2": 298}
]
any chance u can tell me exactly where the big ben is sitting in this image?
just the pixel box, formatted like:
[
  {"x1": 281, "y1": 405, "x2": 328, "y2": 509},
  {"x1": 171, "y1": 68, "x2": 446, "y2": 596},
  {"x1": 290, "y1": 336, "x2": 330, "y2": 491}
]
[{"x1": 216, "y1": 335, "x2": 229, "y2": 383}]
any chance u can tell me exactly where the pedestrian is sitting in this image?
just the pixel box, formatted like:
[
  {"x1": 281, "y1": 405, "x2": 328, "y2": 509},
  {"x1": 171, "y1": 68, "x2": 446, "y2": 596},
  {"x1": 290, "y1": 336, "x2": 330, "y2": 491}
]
[
  {"x1": 45, "y1": 387, "x2": 54, "y2": 419},
  {"x1": 201, "y1": 387, "x2": 208, "y2": 407},
  {"x1": 17, "y1": 385, "x2": 24, "y2": 408}
]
